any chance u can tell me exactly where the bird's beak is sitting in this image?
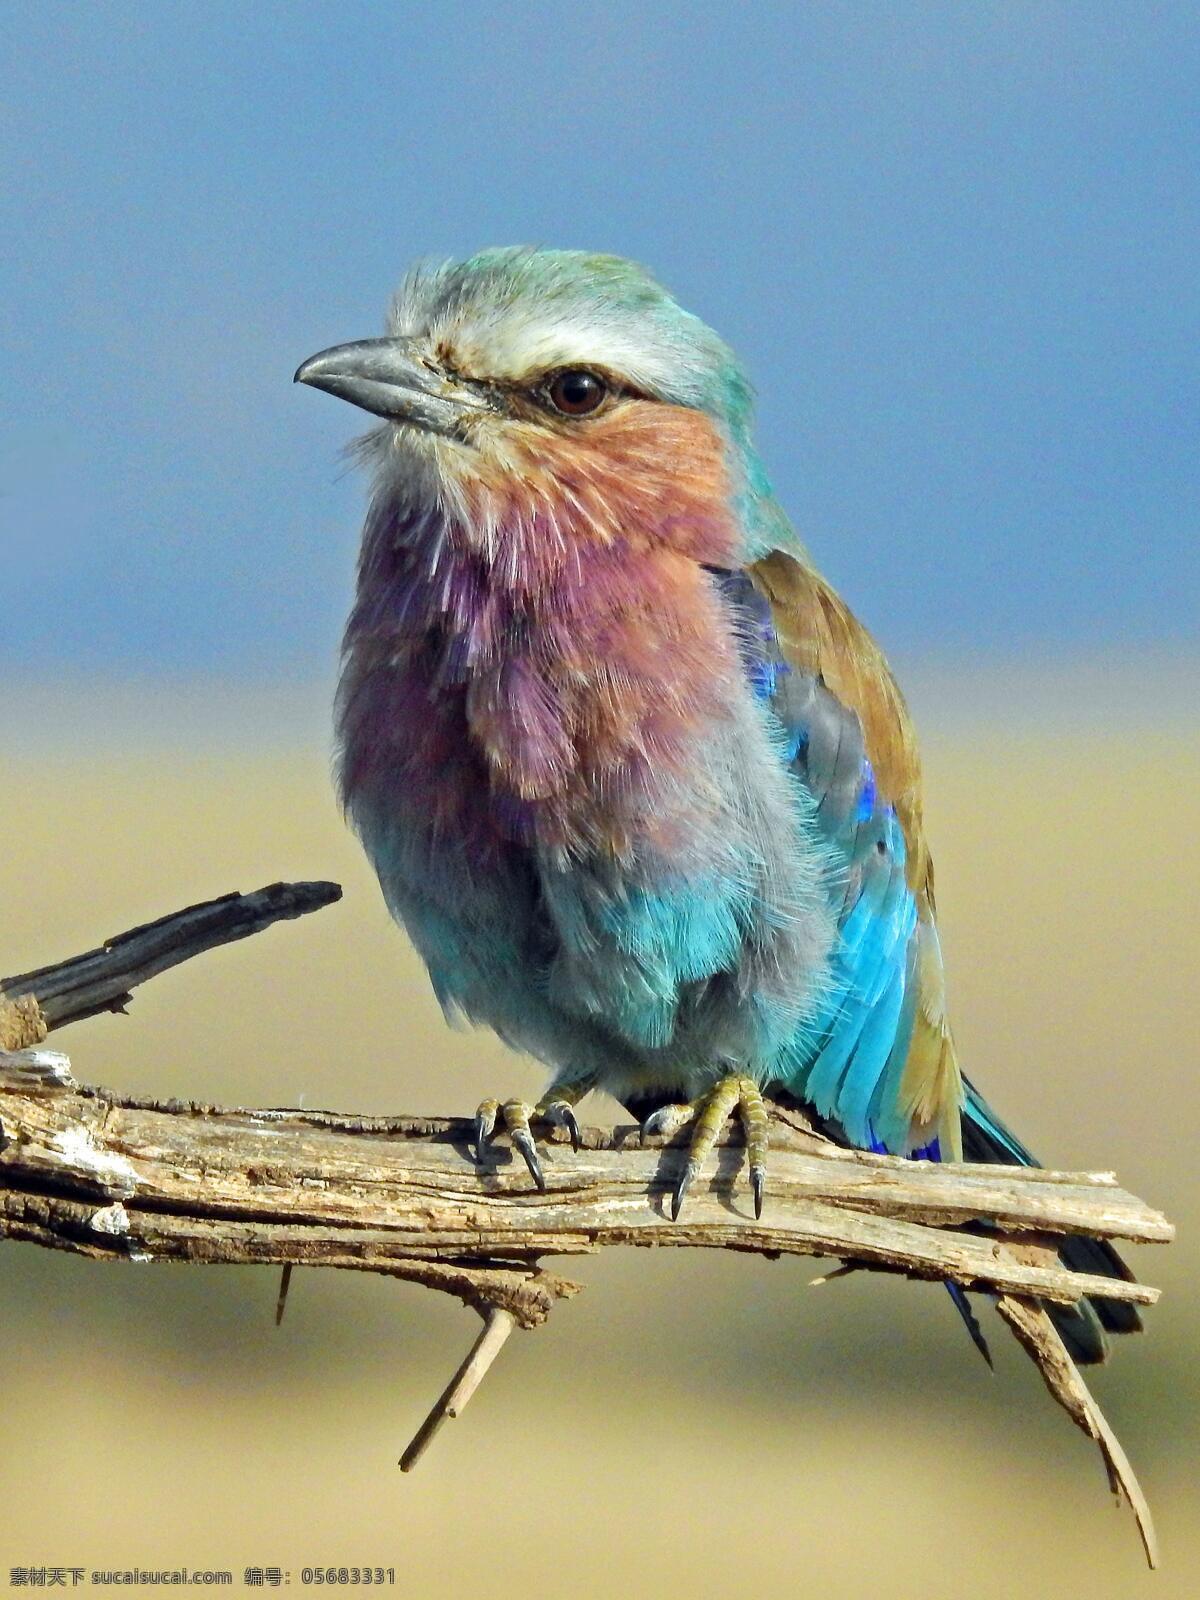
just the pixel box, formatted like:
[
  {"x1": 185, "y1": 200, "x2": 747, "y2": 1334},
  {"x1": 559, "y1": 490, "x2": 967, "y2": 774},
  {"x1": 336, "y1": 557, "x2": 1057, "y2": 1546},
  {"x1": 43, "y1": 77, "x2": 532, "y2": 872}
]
[{"x1": 294, "y1": 337, "x2": 487, "y2": 433}]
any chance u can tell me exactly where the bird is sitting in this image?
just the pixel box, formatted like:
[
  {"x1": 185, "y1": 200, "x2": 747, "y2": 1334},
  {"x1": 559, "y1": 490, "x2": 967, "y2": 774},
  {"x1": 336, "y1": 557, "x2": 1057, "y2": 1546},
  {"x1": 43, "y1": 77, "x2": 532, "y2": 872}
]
[{"x1": 296, "y1": 246, "x2": 1139, "y2": 1364}]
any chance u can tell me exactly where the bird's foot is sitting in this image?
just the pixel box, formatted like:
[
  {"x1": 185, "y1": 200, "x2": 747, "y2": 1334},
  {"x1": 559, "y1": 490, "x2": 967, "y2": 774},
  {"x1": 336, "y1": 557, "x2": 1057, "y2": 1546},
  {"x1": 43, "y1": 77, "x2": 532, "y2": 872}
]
[
  {"x1": 473, "y1": 1095, "x2": 581, "y2": 1191},
  {"x1": 640, "y1": 1073, "x2": 769, "y2": 1221}
]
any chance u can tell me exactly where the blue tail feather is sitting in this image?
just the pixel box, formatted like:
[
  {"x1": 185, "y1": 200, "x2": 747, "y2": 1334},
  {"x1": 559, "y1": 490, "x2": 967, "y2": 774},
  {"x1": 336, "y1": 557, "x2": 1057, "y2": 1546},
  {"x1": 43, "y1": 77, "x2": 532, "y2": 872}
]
[{"x1": 961, "y1": 1075, "x2": 1141, "y2": 1362}]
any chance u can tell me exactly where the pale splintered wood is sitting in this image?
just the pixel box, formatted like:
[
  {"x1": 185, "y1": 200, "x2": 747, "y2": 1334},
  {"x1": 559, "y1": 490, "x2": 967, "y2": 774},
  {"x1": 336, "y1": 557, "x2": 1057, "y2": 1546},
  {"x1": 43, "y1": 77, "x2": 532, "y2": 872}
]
[
  {"x1": 998, "y1": 1295, "x2": 1159, "y2": 1569},
  {"x1": 0, "y1": 1058, "x2": 1169, "y2": 1312}
]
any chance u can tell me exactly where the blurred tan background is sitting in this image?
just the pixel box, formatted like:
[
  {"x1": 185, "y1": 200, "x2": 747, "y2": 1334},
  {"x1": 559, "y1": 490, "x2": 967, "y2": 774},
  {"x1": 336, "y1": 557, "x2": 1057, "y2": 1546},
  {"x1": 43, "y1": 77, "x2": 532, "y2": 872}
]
[{"x1": 2, "y1": 665, "x2": 1196, "y2": 1598}]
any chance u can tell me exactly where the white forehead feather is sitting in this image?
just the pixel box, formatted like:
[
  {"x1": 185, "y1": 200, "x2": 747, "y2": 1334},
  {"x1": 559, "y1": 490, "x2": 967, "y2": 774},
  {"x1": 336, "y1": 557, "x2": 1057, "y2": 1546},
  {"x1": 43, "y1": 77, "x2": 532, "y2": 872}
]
[{"x1": 385, "y1": 249, "x2": 738, "y2": 411}]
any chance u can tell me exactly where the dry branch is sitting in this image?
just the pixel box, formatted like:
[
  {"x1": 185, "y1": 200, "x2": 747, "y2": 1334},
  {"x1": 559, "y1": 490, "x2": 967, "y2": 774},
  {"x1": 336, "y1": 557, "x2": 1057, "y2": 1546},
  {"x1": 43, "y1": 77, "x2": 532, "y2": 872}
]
[
  {"x1": 0, "y1": 880, "x2": 342, "y2": 1033},
  {"x1": 0, "y1": 885, "x2": 1173, "y2": 1567}
]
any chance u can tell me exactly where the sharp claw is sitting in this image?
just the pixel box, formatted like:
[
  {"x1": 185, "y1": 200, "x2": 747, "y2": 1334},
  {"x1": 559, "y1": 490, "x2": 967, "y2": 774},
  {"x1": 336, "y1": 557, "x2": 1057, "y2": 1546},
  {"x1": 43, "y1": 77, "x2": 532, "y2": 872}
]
[
  {"x1": 640, "y1": 1104, "x2": 688, "y2": 1144},
  {"x1": 474, "y1": 1106, "x2": 498, "y2": 1164},
  {"x1": 510, "y1": 1127, "x2": 546, "y2": 1191},
  {"x1": 540, "y1": 1098, "x2": 582, "y2": 1152},
  {"x1": 658, "y1": 1075, "x2": 766, "y2": 1222},
  {"x1": 671, "y1": 1160, "x2": 696, "y2": 1221}
]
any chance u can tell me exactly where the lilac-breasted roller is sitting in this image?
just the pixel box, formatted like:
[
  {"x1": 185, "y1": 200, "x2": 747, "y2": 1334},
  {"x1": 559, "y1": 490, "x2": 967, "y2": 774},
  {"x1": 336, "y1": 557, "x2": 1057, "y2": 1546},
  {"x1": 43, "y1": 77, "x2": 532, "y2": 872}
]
[{"x1": 297, "y1": 248, "x2": 1138, "y2": 1363}]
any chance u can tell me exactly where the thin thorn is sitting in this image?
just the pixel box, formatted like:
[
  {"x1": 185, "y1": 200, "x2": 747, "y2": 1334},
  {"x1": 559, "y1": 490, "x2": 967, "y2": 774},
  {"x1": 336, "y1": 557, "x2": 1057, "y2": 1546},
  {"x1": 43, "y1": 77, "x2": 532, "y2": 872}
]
[
  {"x1": 510, "y1": 1128, "x2": 545, "y2": 1190},
  {"x1": 274, "y1": 1264, "x2": 293, "y2": 1327},
  {"x1": 809, "y1": 1263, "x2": 859, "y2": 1287}
]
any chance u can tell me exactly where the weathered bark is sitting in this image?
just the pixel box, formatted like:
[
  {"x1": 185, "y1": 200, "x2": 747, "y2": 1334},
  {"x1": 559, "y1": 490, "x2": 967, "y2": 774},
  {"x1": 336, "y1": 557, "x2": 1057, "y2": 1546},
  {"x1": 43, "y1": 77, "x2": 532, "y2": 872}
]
[
  {"x1": 0, "y1": 1056, "x2": 1168, "y2": 1312},
  {"x1": 0, "y1": 880, "x2": 341, "y2": 1032},
  {"x1": 0, "y1": 884, "x2": 1172, "y2": 1566}
]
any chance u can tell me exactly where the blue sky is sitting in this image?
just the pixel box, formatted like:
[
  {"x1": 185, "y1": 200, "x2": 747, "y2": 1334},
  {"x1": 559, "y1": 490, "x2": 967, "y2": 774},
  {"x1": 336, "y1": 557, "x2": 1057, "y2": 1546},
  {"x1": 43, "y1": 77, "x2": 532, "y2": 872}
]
[{"x1": 3, "y1": 1, "x2": 1196, "y2": 678}]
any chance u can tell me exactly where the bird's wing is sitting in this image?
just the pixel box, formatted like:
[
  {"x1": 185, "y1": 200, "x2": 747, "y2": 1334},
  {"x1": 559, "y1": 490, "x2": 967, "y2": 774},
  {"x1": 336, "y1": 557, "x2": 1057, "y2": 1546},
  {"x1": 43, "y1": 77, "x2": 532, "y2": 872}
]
[{"x1": 726, "y1": 548, "x2": 963, "y2": 1158}]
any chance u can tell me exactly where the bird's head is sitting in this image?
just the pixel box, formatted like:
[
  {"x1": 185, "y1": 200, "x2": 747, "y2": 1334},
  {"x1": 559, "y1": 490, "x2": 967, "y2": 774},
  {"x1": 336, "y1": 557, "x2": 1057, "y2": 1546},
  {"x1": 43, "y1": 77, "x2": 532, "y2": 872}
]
[{"x1": 297, "y1": 249, "x2": 791, "y2": 563}]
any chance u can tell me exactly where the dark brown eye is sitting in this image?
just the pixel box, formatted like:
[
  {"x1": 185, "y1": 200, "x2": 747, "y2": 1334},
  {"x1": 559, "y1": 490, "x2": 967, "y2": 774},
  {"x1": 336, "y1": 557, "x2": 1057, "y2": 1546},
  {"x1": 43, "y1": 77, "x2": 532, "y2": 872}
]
[{"x1": 546, "y1": 369, "x2": 607, "y2": 416}]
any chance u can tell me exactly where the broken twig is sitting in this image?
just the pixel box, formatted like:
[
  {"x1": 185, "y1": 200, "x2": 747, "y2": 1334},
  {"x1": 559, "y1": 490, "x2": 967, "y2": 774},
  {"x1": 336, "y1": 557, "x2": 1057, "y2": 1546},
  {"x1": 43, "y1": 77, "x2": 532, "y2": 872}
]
[
  {"x1": 399, "y1": 1307, "x2": 517, "y2": 1471},
  {"x1": 0, "y1": 879, "x2": 342, "y2": 1034}
]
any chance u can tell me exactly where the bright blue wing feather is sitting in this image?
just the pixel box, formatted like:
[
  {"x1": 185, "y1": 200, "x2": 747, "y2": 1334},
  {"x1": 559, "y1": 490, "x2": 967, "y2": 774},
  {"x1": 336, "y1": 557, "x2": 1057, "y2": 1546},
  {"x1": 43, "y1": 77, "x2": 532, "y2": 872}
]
[{"x1": 714, "y1": 569, "x2": 924, "y2": 1155}]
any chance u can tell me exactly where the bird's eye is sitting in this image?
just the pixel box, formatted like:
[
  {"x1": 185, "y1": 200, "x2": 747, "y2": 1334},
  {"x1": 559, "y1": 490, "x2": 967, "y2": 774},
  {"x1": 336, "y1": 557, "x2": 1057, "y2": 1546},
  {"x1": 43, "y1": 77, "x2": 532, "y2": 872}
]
[{"x1": 545, "y1": 370, "x2": 608, "y2": 416}]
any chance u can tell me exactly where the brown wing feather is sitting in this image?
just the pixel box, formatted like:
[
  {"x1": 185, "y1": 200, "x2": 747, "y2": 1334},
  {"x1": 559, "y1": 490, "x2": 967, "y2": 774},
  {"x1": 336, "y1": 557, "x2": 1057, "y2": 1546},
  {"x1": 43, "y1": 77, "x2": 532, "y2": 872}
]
[
  {"x1": 750, "y1": 549, "x2": 929, "y2": 888},
  {"x1": 749, "y1": 548, "x2": 962, "y2": 1156}
]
